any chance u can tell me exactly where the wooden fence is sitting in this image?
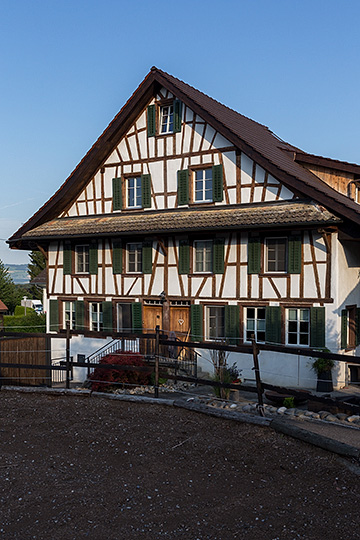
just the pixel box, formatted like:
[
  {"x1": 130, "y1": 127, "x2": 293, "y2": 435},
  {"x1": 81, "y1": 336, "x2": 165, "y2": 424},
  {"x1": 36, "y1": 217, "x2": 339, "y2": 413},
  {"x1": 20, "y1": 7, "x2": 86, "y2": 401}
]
[{"x1": 0, "y1": 332, "x2": 51, "y2": 386}]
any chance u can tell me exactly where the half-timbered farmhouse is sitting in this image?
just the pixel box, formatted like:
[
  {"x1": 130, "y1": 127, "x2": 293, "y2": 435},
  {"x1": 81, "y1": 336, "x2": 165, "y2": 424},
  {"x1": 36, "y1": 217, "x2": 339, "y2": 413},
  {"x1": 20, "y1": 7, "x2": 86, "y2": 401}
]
[{"x1": 8, "y1": 67, "x2": 360, "y2": 388}]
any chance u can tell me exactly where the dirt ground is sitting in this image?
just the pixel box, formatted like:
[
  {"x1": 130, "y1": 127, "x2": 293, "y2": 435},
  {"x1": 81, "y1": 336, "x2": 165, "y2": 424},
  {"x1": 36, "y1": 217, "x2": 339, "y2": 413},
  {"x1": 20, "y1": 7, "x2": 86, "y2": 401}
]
[{"x1": 0, "y1": 391, "x2": 359, "y2": 540}]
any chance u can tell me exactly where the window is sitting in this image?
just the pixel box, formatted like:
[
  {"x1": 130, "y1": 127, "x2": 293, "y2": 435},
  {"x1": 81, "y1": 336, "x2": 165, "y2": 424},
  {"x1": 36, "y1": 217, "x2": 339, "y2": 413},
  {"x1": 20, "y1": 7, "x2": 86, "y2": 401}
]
[
  {"x1": 64, "y1": 301, "x2": 76, "y2": 330},
  {"x1": 90, "y1": 303, "x2": 103, "y2": 332},
  {"x1": 245, "y1": 307, "x2": 266, "y2": 342},
  {"x1": 287, "y1": 308, "x2": 310, "y2": 345},
  {"x1": 160, "y1": 104, "x2": 174, "y2": 134},
  {"x1": 127, "y1": 243, "x2": 142, "y2": 273},
  {"x1": 194, "y1": 240, "x2": 212, "y2": 273},
  {"x1": 75, "y1": 245, "x2": 89, "y2": 273},
  {"x1": 127, "y1": 177, "x2": 142, "y2": 208},
  {"x1": 206, "y1": 306, "x2": 225, "y2": 340},
  {"x1": 116, "y1": 303, "x2": 132, "y2": 332},
  {"x1": 355, "y1": 184, "x2": 360, "y2": 204},
  {"x1": 194, "y1": 169, "x2": 213, "y2": 202},
  {"x1": 341, "y1": 306, "x2": 359, "y2": 349},
  {"x1": 265, "y1": 238, "x2": 287, "y2": 273}
]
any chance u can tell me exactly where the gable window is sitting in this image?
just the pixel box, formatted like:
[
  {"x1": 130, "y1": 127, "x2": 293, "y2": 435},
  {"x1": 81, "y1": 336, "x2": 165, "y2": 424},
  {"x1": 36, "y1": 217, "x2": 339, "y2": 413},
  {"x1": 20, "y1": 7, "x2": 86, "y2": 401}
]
[
  {"x1": 127, "y1": 177, "x2": 142, "y2": 208},
  {"x1": 75, "y1": 245, "x2": 89, "y2": 273},
  {"x1": 194, "y1": 240, "x2": 212, "y2": 273},
  {"x1": 265, "y1": 238, "x2": 287, "y2": 273},
  {"x1": 195, "y1": 169, "x2": 213, "y2": 203},
  {"x1": 206, "y1": 306, "x2": 225, "y2": 340},
  {"x1": 287, "y1": 308, "x2": 309, "y2": 345},
  {"x1": 245, "y1": 307, "x2": 266, "y2": 342},
  {"x1": 160, "y1": 104, "x2": 174, "y2": 134},
  {"x1": 127, "y1": 243, "x2": 142, "y2": 273},
  {"x1": 90, "y1": 302, "x2": 103, "y2": 332},
  {"x1": 64, "y1": 301, "x2": 76, "y2": 330}
]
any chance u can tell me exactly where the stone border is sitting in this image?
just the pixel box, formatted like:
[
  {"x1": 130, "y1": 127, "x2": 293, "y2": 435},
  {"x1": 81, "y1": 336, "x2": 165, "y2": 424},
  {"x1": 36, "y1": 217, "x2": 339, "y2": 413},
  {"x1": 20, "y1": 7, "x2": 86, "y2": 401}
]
[{"x1": 2, "y1": 385, "x2": 359, "y2": 459}]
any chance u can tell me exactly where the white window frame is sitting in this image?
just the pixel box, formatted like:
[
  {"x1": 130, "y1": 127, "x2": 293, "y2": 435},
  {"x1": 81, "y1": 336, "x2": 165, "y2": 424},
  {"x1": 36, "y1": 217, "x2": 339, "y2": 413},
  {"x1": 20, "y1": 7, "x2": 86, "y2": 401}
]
[
  {"x1": 75, "y1": 245, "x2": 89, "y2": 274},
  {"x1": 245, "y1": 307, "x2": 266, "y2": 343},
  {"x1": 90, "y1": 302, "x2": 103, "y2": 332},
  {"x1": 194, "y1": 240, "x2": 212, "y2": 273},
  {"x1": 265, "y1": 237, "x2": 287, "y2": 273},
  {"x1": 127, "y1": 243, "x2": 142, "y2": 273},
  {"x1": 286, "y1": 308, "x2": 310, "y2": 346},
  {"x1": 355, "y1": 184, "x2": 360, "y2": 204},
  {"x1": 159, "y1": 104, "x2": 174, "y2": 134},
  {"x1": 64, "y1": 301, "x2": 76, "y2": 330},
  {"x1": 206, "y1": 306, "x2": 225, "y2": 341},
  {"x1": 127, "y1": 176, "x2": 142, "y2": 208},
  {"x1": 194, "y1": 168, "x2": 213, "y2": 203}
]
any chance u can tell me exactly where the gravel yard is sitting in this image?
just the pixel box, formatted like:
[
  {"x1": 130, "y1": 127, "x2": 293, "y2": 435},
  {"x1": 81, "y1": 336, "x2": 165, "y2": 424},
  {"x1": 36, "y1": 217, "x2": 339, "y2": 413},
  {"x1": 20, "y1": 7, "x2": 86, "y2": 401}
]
[{"x1": 0, "y1": 390, "x2": 359, "y2": 539}]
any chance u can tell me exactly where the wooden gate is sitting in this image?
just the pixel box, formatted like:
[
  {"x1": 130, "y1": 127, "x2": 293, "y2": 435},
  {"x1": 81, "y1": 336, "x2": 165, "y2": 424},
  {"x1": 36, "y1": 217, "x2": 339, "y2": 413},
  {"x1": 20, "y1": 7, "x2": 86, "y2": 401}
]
[{"x1": 0, "y1": 334, "x2": 50, "y2": 386}]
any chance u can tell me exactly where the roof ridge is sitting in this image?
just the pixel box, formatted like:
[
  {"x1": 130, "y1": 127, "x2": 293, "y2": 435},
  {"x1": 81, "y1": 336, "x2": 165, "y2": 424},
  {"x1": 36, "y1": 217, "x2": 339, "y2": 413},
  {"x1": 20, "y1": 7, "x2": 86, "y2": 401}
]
[{"x1": 153, "y1": 67, "x2": 271, "y2": 132}]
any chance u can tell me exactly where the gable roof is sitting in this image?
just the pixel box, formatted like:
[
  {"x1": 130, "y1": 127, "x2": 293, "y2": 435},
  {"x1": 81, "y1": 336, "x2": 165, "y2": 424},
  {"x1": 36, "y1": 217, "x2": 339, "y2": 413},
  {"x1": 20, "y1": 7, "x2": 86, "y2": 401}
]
[{"x1": 8, "y1": 67, "x2": 360, "y2": 247}]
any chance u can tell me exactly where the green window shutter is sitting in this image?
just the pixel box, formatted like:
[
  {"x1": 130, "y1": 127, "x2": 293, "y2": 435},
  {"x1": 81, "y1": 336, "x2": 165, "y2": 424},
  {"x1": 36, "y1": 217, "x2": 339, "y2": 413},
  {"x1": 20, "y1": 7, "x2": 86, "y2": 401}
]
[
  {"x1": 248, "y1": 237, "x2": 261, "y2": 274},
  {"x1": 356, "y1": 308, "x2": 360, "y2": 346},
  {"x1": 265, "y1": 306, "x2": 281, "y2": 344},
  {"x1": 179, "y1": 239, "x2": 190, "y2": 275},
  {"x1": 212, "y1": 164, "x2": 223, "y2": 202},
  {"x1": 75, "y1": 300, "x2": 85, "y2": 332},
  {"x1": 191, "y1": 304, "x2": 203, "y2": 342},
  {"x1": 102, "y1": 301, "x2": 113, "y2": 333},
  {"x1": 147, "y1": 105, "x2": 156, "y2": 137},
  {"x1": 213, "y1": 238, "x2": 225, "y2": 274},
  {"x1": 177, "y1": 169, "x2": 189, "y2": 206},
  {"x1": 141, "y1": 174, "x2": 152, "y2": 208},
  {"x1": 142, "y1": 241, "x2": 152, "y2": 274},
  {"x1": 288, "y1": 235, "x2": 302, "y2": 274},
  {"x1": 112, "y1": 241, "x2": 122, "y2": 274},
  {"x1": 225, "y1": 305, "x2": 240, "y2": 345},
  {"x1": 112, "y1": 177, "x2": 122, "y2": 211},
  {"x1": 173, "y1": 100, "x2": 182, "y2": 133},
  {"x1": 63, "y1": 241, "x2": 72, "y2": 275},
  {"x1": 310, "y1": 307, "x2": 325, "y2": 348},
  {"x1": 341, "y1": 309, "x2": 348, "y2": 349},
  {"x1": 132, "y1": 302, "x2": 142, "y2": 333},
  {"x1": 89, "y1": 241, "x2": 98, "y2": 275},
  {"x1": 49, "y1": 300, "x2": 59, "y2": 332}
]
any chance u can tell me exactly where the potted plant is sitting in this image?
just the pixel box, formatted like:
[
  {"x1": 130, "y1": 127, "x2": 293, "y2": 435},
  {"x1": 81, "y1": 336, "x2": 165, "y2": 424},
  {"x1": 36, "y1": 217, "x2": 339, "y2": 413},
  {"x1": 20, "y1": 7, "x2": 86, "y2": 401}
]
[{"x1": 311, "y1": 350, "x2": 334, "y2": 392}]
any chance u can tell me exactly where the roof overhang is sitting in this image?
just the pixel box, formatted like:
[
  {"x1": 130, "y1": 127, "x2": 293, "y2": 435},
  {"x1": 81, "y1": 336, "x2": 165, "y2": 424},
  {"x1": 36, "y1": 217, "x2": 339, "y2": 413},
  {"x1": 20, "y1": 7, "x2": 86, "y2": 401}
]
[{"x1": 12, "y1": 201, "x2": 341, "y2": 248}]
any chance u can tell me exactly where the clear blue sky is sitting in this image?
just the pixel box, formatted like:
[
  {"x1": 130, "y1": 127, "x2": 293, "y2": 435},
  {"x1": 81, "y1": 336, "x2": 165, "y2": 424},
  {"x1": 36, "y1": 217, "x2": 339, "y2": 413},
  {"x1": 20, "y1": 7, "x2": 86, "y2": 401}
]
[{"x1": 1, "y1": 0, "x2": 360, "y2": 264}]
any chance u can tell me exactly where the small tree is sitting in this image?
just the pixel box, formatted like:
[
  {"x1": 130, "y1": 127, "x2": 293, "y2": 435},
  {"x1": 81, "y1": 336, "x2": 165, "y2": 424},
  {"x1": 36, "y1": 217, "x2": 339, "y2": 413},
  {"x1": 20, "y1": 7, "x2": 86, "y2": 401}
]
[{"x1": 0, "y1": 260, "x2": 20, "y2": 313}]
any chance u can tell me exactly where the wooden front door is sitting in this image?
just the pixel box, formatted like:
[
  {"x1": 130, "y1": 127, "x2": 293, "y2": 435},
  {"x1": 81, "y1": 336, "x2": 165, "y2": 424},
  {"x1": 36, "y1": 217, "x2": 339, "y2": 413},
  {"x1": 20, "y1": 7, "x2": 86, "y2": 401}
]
[
  {"x1": 143, "y1": 305, "x2": 163, "y2": 332},
  {"x1": 170, "y1": 306, "x2": 190, "y2": 339}
]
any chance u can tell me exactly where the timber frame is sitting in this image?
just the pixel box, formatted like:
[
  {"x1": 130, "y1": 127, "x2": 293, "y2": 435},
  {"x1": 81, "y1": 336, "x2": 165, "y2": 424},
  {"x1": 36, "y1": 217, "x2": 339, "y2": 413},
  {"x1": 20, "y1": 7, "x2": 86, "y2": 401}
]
[{"x1": 7, "y1": 67, "x2": 360, "y2": 377}]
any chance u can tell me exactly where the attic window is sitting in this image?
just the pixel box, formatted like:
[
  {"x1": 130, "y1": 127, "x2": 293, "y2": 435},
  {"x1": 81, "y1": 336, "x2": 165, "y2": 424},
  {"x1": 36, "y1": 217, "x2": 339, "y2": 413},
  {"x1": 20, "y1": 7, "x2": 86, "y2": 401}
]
[
  {"x1": 355, "y1": 183, "x2": 360, "y2": 204},
  {"x1": 160, "y1": 104, "x2": 174, "y2": 134}
]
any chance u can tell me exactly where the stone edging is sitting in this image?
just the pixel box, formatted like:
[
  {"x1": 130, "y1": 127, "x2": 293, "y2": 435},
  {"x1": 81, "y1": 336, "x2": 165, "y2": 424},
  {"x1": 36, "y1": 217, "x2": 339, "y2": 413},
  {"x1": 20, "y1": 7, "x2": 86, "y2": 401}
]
[{"x1": 2, "y1": 386, "x2": 359, "y2": 459}]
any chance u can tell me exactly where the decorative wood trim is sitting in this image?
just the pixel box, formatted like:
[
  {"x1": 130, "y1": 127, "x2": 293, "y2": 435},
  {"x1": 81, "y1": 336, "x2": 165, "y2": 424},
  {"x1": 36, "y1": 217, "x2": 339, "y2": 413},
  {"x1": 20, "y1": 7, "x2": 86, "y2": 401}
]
[
  {"x1": 172, "y1": 238, "x2": 185, "y2": 298},
  {"x1": 309, "y1": 231, "x2": 322, "y2": 299},
  {"x1": 218, "y1": 236, "x2": 231, "y2": 298},
  {"x1": 147, "y1": 242, "x2": 160, "y2": 296},
  {"x1": 267, "y1": 276, "x2": 282, "y2": 299},
  {"x1": 236, "y1": 151, "x2": 241, "y2": 204},
  {"x1": 195, "y1": 276, "x2": 209, "y2": 298}
]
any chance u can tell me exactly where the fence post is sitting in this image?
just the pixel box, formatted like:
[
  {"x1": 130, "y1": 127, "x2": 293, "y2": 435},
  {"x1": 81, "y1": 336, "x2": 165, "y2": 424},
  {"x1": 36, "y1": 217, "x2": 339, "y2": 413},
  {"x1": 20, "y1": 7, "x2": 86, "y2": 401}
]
[
  {"x1": 154, "y1": 325, "x2": 160, "y2": 398},
  {"x1": 66, "y1": 321, "x2": 70, "y2": 389},
  {"x1": 251, "y1": 335, "x2": 265, "y2": 417}
]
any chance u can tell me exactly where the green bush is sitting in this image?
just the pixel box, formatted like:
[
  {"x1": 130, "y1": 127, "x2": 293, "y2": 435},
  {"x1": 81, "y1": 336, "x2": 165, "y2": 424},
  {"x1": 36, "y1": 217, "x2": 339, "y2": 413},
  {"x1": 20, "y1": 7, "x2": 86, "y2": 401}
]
[
  {"x1": 212, "y1": 368, "x2": 232, "y2": 399},
  {"x1": 14, "y1": 305, "x2": 35, "y2": 316},
  {"x1": 3, "y1": 312, "x2": 46, "y2": 333},
  {"x1": 283, "y1": 397, "x2": 295, "y2": 409}
]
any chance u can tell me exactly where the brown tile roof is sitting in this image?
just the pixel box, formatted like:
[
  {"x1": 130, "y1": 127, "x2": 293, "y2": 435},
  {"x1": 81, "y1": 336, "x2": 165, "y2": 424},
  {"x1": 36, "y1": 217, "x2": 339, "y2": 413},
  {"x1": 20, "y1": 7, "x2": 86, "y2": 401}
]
[
  {"x1": 7, "y1": 67, "x2": 360, "y2": 247},
  {"x1": 0, "y1": 300, "x2": 8, "y2": 312},
  {"x1": 21, "y1": 201, "x2": 341, "y2": 240}
]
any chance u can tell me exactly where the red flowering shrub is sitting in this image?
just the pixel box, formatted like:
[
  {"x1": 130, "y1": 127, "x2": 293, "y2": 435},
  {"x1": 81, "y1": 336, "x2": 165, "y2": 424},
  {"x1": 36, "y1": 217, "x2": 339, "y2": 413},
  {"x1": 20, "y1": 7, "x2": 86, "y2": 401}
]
[{"x1": 89, "y1": 352, "x2": 151, "y2": 392}]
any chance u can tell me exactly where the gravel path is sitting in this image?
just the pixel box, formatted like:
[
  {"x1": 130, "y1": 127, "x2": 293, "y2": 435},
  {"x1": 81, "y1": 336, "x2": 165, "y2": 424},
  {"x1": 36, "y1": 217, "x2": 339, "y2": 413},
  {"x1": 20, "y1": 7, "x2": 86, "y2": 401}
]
[{"x1": 0, "y1": 391, "x2": 359, "y2": 539}]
